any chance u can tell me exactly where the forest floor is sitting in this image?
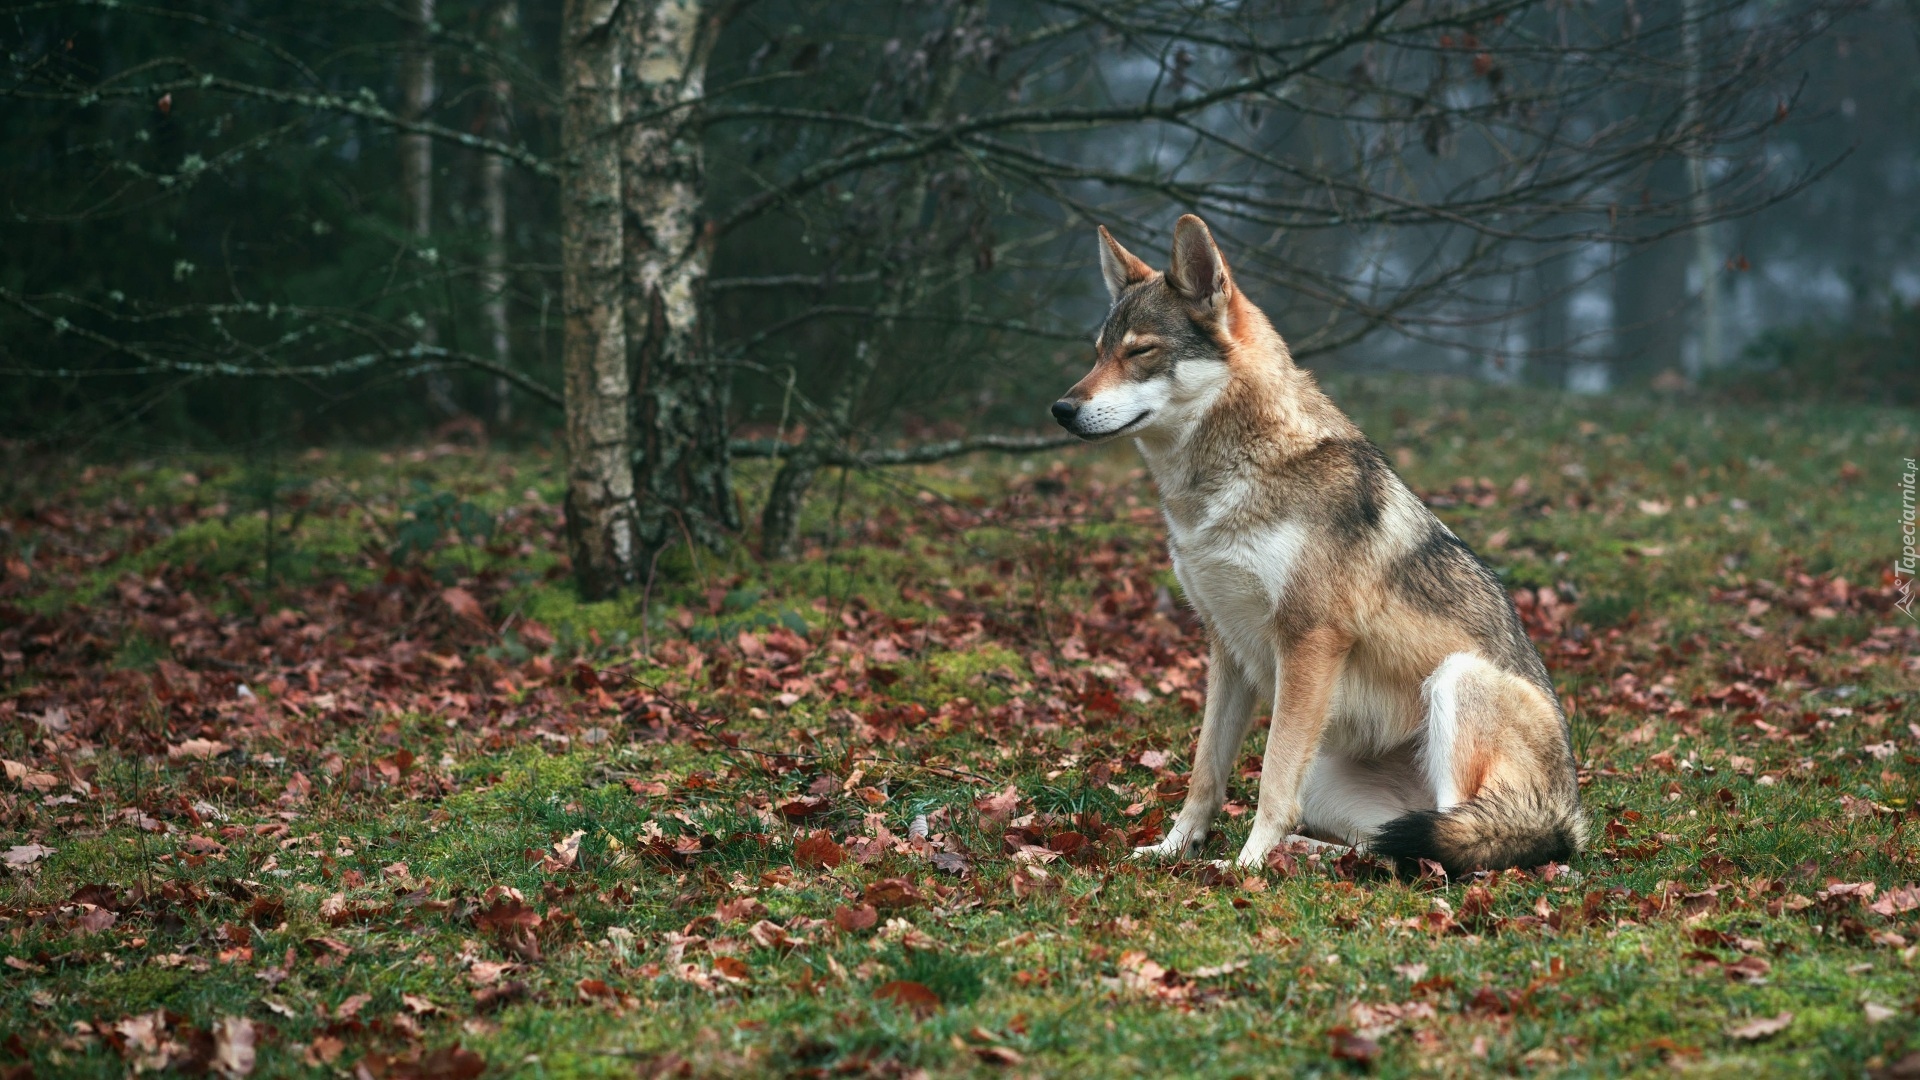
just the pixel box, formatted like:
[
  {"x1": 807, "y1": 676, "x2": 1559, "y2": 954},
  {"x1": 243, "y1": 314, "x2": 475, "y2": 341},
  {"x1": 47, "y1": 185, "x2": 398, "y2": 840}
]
[{"x1": 2, "y1": 376, "x2": 1917, "y2": 1079}]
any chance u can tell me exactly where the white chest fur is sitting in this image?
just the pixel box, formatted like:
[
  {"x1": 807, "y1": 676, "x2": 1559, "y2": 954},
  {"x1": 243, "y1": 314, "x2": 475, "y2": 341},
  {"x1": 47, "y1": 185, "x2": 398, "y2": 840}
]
[{"x1": 1165, "y1": 509, "x2": 1306, "y2": 693}]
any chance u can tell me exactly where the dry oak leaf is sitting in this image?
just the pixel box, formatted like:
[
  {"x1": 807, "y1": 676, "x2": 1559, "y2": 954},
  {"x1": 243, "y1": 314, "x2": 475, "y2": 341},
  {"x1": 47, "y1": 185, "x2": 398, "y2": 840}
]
[
  {"x1": 880, "y1": 917, "x2": 940, "y2": 952},
  {"x1": 3, "y1": 760, "x2": 59, "y2": 791},
  {"x1": 972, "y1": 786, "x2": 1020, "y2": 824},
  {"x1": 1329, "y1": 1029, "x2": 1381, "y2": 1064},
  {"x1": 748, "y1": 919, "x2": 800, "y2": 950},
  {"x1": 212, "y1": 1015, "x2": 256, "y2": 1078},
  {"x1": 303, "y1": 936, "x2": 352, "y2": 959},
  {"x1": 169, "y1": 738, "x2": 232, "y2": 761},
  {"x1": 712, "y1": 956, "x2": 752, "y2": 983},
  {"x1": 1010, "y1": 865, "x2": 1058, "y2": 898},
  {"x1": 1870, "y1": 1050, "x2": 1920, "y2": 1080},
  {"x1": 863, "y1": 877, "x2": 923, "y2": 910},
  {"x1": 114, "y1": 1010, "x2": 178, "y2": 1071},
  {"x1": 465, "y1": 960, "x2": 518, "y2": 986},
  {"x1": 542, "y1": 829, "x2": 585, "y2": 872},
  {"x1": 778, "y1": 796, "x2": 831, "y2": 820},
  {"x1": 18, "y1": 768, "x2": 61, "y2": 795},
  {"x1": 279, "y1": 771, "x2": 312, "y2": 806},
  {"x1": 3, "y1": 843, "x2": 54, "y2": 869},
  {"x1": 76, "y1": 906, "x2": 117, "y2": 934},
  {"x1": 1727, "y1": 1012, "x2": 1793, "y2": 1041},
  {"x1": 440, "y1": 587, "x2": 488, "y2": 623},
  {"x1": 182, "y1": 834, "x2": 229, "y2": 856},
  {"x1": 930, "y1": 850, "x2": 971, "y2": 876},
  {"x1": 716, "y1": 896, "x2": 768, "y2": 924},
  {"x1": 834, "y1": 904, "x2": 879, "y2": 933},
  {"x1": 1868, "y1": 884, "x2": 1920, "y2": 917},
  {"x1": 472, "y1": 980, "x2": 529, "y2": 1012},
  {"x1": 305, "y1": 1036, "x2": 346, "y2": 1067},
  {"x1": 1114, "y1": 950, "x2": 1169, "y2": 993},
  {"x1": 359, "y1": 1044, "x2": 486, "y2": 1080},
  {"x1": 975, "y1": 1046, "x2": 1024, "y2": 1066},
  {"x1": 473, "y1": 888, "x2": 541, "y2": 933},
  {"x1": 793, "y1": 830, "x2": 846, "y2": 870},
  {"x1": 873, "y1": 979, "x2": 941, "y2": 1016}
]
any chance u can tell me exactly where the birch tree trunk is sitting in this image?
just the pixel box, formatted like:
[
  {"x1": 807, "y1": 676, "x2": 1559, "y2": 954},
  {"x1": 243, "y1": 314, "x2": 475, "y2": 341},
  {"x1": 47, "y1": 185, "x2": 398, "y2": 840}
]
[
  {"x1": 561, "y1": 0, "x2": 637, "y2": 600},
  {"x1": 622, "y1": 0, "x2": 734, "y2": 568},
  {"x1": 618, "y1": 0, "x2": 729, "y2": 568}
]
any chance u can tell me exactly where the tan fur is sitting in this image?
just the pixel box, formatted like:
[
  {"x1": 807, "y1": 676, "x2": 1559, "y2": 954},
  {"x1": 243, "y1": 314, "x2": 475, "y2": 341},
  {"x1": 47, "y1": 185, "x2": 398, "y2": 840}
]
[{"x1": 1054, "y1": 215, "x2": 1584, "y2": 873}]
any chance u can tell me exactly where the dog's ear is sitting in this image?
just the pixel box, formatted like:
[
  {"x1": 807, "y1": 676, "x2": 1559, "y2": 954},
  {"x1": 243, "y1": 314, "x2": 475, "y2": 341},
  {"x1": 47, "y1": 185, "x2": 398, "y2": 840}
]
[
  {"x1": 1097, "y1": 225, "x2": 1154, "y2": 300},
  {"x1": 1166, "y1": 214, "x2": 1233, "y2": 314}
]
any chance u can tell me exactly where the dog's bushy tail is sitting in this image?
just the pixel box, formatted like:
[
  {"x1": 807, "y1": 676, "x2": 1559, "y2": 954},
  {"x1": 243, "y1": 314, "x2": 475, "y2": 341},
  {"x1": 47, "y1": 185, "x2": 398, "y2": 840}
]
[{"x1": 1369, "y1": 789, "x2": 1585, "y2": 878}]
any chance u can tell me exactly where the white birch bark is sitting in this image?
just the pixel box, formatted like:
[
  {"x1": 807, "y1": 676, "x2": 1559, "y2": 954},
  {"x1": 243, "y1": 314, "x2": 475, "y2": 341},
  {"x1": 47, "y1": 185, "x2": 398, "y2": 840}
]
[
  {"x1": 621, "y1": 0, "x2": 733, "y2": 563},
  {"x1": 561, "y1": 0, "x2": 636, "y2": 599}
]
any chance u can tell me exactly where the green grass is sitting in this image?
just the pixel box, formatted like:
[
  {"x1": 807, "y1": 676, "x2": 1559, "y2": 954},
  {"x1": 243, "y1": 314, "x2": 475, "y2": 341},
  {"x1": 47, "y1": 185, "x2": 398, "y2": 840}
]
[{"x1": 1, "y1": 377, "x2": 1915, "y2": 1078}]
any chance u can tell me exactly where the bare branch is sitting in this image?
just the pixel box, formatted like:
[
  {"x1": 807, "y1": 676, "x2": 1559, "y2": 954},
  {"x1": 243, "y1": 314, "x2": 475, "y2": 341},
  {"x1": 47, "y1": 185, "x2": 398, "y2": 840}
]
[{"x1": 732, "y1": 432, "x2": 1082, "y2": 467}]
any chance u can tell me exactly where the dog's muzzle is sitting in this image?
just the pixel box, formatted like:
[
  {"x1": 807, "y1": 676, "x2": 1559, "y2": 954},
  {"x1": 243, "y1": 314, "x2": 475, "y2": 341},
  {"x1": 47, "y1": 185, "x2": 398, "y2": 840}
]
[{"x1": 1052, "y1": 399, "x2": 1150, "y2": 441}]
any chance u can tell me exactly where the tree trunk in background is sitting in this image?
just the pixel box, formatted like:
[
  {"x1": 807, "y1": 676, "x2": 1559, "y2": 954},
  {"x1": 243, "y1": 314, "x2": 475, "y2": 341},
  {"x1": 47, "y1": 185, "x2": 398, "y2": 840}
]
[
  {"x1": 404, "y1": 0, "x2": 457, "y2": 415},
  {"x1": 1681, "y1": 0, "x2": 1722, "y2": 378},
  {"x1": 401, "y1": 0, "x2": 434, "y2": 244},
  {"x1": 622, "y1": 0, "x2": 733, "y2": 568},
  {"x1": 561, "y1": 0, "x2": 636, "y2": 600},
  {"x1": 483, "y1": 0, "x2": 517, "y2": 426},
  {"x1": 1612, "y1": 159, "x2": 1689, "y2": 386},
  {"x1": 1527, "y1": 246, "x2": 1570, "y2": 389},
  {"x1": 761, "y1": 341, "x2": 878, "y2": 559},
  {"x1": 759, "y1": 12, "x2": 977, "y2": 559}
]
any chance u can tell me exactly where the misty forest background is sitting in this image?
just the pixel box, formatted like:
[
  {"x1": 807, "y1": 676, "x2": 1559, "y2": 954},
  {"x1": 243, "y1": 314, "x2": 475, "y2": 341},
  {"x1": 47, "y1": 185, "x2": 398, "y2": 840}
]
[{"x1": 3, "y1": 0, "x2": 1915, "y2": 588}]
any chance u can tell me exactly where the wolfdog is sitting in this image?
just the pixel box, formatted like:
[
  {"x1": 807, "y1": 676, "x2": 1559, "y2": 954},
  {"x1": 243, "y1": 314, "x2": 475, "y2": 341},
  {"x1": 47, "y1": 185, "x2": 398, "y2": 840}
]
[{"x1": 1050, "y1": 215, "x2": 1583, "y2": 875}]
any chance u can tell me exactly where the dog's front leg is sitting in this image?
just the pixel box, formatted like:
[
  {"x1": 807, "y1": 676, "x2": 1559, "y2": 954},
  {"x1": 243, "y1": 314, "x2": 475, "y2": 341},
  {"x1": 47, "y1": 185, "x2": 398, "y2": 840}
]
[
  {"x1": 1237, "y1": 626, "x2": 1351, "y2": 869},
  {"x1": 1134, "y1": 643, "x2": 1256, "y2": 860}
]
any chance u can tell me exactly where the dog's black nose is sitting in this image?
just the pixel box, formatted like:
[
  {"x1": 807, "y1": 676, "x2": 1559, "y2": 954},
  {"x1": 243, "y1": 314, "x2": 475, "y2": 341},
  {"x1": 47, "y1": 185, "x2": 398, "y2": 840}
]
[{"x1": 1050, "y1": 399, "x2": 1079, "y2": 424}]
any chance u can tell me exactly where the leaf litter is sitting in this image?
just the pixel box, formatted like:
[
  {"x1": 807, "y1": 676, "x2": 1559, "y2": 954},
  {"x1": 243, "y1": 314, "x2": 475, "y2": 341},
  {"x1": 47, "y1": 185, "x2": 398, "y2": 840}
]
[{"x1": 1, "y1": 393, "x2": 1917, "y2": 1074}]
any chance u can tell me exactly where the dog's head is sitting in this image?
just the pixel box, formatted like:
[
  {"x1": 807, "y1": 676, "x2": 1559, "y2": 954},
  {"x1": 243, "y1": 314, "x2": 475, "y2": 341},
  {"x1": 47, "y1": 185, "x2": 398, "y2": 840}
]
[{"x1": 1051, "y1": 214, "x2": 1271, "y2": 442}]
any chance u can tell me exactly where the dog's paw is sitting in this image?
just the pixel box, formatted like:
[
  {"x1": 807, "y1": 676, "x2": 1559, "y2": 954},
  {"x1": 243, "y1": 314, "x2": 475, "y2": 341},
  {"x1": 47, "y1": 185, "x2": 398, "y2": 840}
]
[
  {"x1": 1131, "y1": 826, "x2": 1204, "y2": 862},
  {"x1": 1281, "y1": 833, "x2": 1349, "y2": 856},
  {"x1": 1232, "y1": 843, "x2": 1272, "y2": 871}
]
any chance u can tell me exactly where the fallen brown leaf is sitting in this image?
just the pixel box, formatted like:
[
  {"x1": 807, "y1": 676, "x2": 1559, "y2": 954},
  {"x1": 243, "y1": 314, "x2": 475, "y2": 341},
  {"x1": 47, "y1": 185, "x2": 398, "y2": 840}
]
[
  {"x1": 168, "y1": 738, "x2": 232, "y2": 761},
  {"x1": 1726, "y1": 1011, "x2": 1792, "y2": 1041},
  {"x1": 212, "y1": 1015, "x2": 255, "y2": 1078},
  {"x1": 3, "y1": 843, "x2": 55, "y2": 868},
  {"x1": 794, "y1": 830, "x2": 846, "y2": 869},
  {"x1": 873, "y1": 979, "x2": 940, "y2": 1016}
]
